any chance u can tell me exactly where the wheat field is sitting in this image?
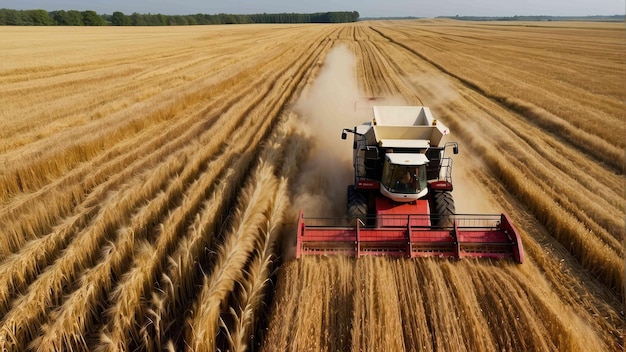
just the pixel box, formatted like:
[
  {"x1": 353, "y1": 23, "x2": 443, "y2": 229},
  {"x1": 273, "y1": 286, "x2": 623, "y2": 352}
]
[{"x1": 0, "y1": 20, "x2": 623, "y2": 351}]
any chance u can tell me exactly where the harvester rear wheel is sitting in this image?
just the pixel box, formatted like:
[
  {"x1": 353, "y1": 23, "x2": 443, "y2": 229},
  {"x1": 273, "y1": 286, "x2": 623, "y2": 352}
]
[
  {"x1": 431, "y1": 190, "x2": 455, "y2": 227},
  {"x1": 347, "y1": 185, "x2": 367, "y2": 222}
]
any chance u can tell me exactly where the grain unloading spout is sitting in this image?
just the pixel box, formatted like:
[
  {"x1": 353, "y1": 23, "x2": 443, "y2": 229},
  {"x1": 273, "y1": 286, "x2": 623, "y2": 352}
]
[{"x1": 295, "y1": 211, "x2": 524, "y2": 263}]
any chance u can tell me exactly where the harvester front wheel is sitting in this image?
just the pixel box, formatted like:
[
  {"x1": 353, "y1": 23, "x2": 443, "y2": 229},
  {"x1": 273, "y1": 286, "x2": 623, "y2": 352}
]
[
  {"x1": 347, "y1": 185, "x2": 367, "y2": 222},
  {"x1": 431, "y1": 190, "x2": 455, "y2": 227}
]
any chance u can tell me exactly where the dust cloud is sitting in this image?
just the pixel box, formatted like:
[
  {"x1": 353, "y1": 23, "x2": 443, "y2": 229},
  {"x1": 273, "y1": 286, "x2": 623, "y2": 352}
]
[
  {"x1": 289, "y1": 45, "x2": 368, "y2": 218},
  {"x1": 409, "y1": 73, "x2": 460, "y2": 107},
  {"x1": 451, "y1": 155, "x2": 499, "y2": 213}
]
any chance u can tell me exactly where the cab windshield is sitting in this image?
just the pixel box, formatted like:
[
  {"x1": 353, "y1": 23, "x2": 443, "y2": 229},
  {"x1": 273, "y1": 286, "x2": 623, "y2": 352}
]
[{"x1": 382, "y1": 163, "x2": 427, "y2": 194}]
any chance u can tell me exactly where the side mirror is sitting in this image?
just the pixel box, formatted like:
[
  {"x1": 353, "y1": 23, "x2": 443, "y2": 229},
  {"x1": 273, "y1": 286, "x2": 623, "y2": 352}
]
[
  {"x1": 341, "y1": 131, "x2": 347, "y2": 140},
  {"x1": 453, "y1": 145, "x2": 459, "y2": 154}
]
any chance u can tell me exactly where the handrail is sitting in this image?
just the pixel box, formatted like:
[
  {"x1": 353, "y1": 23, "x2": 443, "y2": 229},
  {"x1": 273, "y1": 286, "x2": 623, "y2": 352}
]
[
  {"x1": 452, "y1": 218, "x2": 461, "y2": 259},
  {"x1": 296, "y1": 210, "x2": 305, "y2": 258},
  {"x1": 356, "y1": 216, "x2": 362, "y2": 257}
]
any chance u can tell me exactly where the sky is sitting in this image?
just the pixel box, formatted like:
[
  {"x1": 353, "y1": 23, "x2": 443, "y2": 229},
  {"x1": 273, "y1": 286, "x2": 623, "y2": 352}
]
[{"x1": 2, "y1": 0, "x2": 624, "y2": 18}]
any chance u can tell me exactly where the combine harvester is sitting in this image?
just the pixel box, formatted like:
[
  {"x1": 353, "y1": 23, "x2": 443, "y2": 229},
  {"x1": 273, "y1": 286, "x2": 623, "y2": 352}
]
[{"x1": 296, "y1": 105, "x2": 524, "y2": 263}]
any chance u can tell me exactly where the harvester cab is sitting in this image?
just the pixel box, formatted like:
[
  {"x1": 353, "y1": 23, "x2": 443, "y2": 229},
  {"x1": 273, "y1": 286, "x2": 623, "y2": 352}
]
[
  {"x1": 297, "y1": 105, "x2": 524, "y2": 263},
  {"x1": 380, "y1": 154, "x2": 428, "y2": 201}
]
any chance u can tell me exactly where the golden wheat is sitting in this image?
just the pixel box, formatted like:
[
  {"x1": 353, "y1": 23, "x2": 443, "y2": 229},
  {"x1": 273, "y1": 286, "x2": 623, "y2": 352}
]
[
  {"x1": 223, "y1": 120, "x2": 296, "y2": 351},
  {"x1": 186, "y1": 165, "x2": 279, "y2": 351},
  {"x1": 0, "y1": 20, "x2": 622, "y2": 352},
  {"x1": 97, "y1": 26, "x2": 331, "y2": 349},
  {"x1": 0, "y1": 154, "x2": 188, "y2": 349}
]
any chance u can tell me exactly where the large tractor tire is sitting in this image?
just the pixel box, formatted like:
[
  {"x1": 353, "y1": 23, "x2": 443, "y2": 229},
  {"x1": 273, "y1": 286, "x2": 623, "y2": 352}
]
[
  {"x1": 431, "y1": 190, "x2": 455, "y2": 227},
  {"x1": 347, "y1": 185, "x2": 367, "y2": 222}
]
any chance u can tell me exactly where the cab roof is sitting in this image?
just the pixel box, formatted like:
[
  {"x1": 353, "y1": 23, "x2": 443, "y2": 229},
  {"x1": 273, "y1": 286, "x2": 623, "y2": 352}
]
[{"x1": 386, "y1": 153, "x2": 429, "y2": 166}]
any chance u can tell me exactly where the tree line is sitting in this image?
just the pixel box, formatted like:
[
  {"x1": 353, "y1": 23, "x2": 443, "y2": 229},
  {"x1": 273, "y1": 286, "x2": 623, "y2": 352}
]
[
  {"x1": 0, "y1": 9, "x2": 360, "y2": 26},
  {"x1": 438, "y1": 14, "x2": 624, "y2": 22}
]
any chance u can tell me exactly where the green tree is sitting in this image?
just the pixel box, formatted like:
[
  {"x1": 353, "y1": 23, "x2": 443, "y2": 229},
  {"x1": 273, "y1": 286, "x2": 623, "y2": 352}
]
[
  {"x1": 0, "y1": 9, "x2": 24, "y2": 25},
  {"x1": 0, "y1": 8, "x2": 361, "y2": 26},
  {"x1": 130, "y1": 12, "x2": 146, "y2": 25},
  {"x1": 111, "y1": 11, "x2": 130, "y2": 26},
  {"x1": 155, "y1": 14, "x2": 167, "y2": 25},
  {"x1": 25, "y1": 10, "x2": 53, "y2": 25},
  {"x1": 186, "y1": 16, "x2": 197, "y2": 25},
  {"x1": 81, "y1": 10, "x2": 105, "y2": 26},
  {"x1": 52, "y1": 10, "x2": 68, "y2": 25},
  {"x1": 168, "y1": 15, "x2": 190, "y2": 25},
  {"x1": 192, "y1": 14, "x2": 208, "y2": 24},
  {"x1": 52, "y1": 10, "x2": 84, "y2": 25}
]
